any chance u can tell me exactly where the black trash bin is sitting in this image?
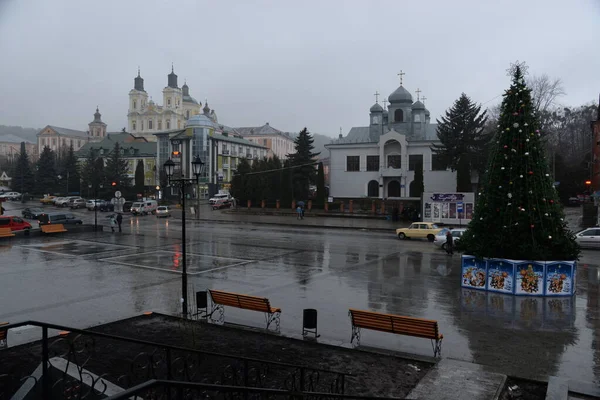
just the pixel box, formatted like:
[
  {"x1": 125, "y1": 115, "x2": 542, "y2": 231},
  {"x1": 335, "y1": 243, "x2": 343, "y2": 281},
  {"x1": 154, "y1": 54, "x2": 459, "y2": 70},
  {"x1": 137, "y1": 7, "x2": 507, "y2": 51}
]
[
  {"x1": 302, "y1": 309, "x2": 318, "y2": 338},
  {"x1": 195, "y1": 291, "x2": 208, "y2": 319}
]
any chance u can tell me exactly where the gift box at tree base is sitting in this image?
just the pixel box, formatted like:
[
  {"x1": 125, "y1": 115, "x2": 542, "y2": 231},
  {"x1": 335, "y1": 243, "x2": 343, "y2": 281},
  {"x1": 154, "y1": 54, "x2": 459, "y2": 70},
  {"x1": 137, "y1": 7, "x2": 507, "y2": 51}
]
[{"x1": 461, "y1": 255, "x2": 576, "y2": 296}]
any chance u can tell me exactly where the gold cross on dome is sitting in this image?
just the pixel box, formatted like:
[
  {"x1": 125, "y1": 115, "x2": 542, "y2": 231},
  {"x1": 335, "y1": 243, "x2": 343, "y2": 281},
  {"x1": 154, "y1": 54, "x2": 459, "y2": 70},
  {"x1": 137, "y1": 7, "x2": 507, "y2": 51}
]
[
  {"x1": 374, "y1": 91, "x2": 380, "y2": 103},
  {"x1": 415, "y1": 88, "x2": 422, "y2": 101},
  {"x1": 421, "y1": 95, "x2": 427, "y2": 104},
  {"x1": 383, "y1": 99, "x2": 388, "y2": 109},
  {"x1": 398, "y1": 70, "x2": 405, "y2": 85}
]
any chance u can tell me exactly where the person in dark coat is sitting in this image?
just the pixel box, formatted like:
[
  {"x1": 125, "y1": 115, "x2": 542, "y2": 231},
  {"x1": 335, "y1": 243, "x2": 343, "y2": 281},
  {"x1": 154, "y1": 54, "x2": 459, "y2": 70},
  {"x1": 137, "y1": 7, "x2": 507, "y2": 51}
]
[
  {"x1": 116, "y1": 213, "x2": 123, "y2": 232},
  {"x1": 445, "y1": 229, "x2": 454, "y2": 255}
]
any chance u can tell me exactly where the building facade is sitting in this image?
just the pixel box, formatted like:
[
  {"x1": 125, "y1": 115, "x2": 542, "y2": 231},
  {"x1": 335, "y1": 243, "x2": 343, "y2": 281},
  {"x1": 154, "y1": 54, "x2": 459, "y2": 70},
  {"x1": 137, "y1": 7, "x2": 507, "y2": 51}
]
[
  {"x1": 326, "y1": 81, "x2": 462, "y2": 199},
  {"x1": 76, "y1": 132, "x2": 157, "y2": 187},
  {"x1": 235, "y1": 123, "x2": 295, "y2": 159},
  {"x1": 127, "y1": 67, "x2": 204, "y2": 141},
  {"x1": 37, "y1": 107, "x2": 108, "y2": 155},
  {"x1": 155, "y1": 111, "x2": 267, "y2": 198},
  {"x1": 592, "y1": 96, "x2": 600, "y2": 193},
  {"x1": 0, "y1": 134, "x2": 37, "y2": 162}
]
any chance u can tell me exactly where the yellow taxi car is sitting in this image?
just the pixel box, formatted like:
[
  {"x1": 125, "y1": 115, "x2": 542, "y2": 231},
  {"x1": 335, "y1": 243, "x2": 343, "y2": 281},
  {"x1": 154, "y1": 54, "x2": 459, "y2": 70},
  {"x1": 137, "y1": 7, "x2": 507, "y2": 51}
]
[
  {"x1": 396, "y1": 222, "x2": 443, "y2": 242},
  {"x1": 39, "y1": 195, "x2": 56, "y2": 205}
]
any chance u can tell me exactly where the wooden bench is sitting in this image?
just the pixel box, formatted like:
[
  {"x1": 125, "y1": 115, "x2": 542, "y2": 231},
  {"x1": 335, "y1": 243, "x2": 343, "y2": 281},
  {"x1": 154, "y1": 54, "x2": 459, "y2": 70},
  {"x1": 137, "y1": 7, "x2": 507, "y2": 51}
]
[
  {"x1": 41, "y1": 224, "x2": 67, "y2": 234},
  {"x1": 0, "y1": 228, "x2": 15, "y2": 238},
  {"x1": 349, "y1": 308, "x2": 443, "y2": 358},
  {"x1": 209, "y1": 289, "x2": 281, "y2": 331},
  {"x1": 0, "y1": 322, "x2": 8, "y2": 349}
]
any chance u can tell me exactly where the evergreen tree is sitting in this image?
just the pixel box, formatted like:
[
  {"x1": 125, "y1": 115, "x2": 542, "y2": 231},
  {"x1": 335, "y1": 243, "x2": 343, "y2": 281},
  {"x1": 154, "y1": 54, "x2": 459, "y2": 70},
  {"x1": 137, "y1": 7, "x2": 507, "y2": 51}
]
[
  {"x1": 135, "y1": 160, "x2": 145, "y2": 195},
  {"x1": 104, "y1": 143, "x2": 131, "y2": 189},
  {"x1": 11, "y1": 142, "x2": 35, "y2": 194},
  {"x1": 457, "y1": 64, "x2": 579, "y2": 261},
  {"x1": 230, "y1": 158, "x2": 251, "y2": 203},
  {"x1": 315, "y1": 162, "x2": 326, "y2": 207},
  {"x1": 35, "y1": 146, "x2": 58, "y2": 194},
  {"x1": 410, "y1": 160, "x2": 425, "y2": 197},
  {"x1": 288, "y1": 128, "x2": 319, "y2": 200},
  {"x1": 58, "y1": 144, "x2": 80, "y2": 195},
  {"x1": 80, "y1": 149, "x2": 98, "y2": 194},
  {"x1": 432, "y1": 93, "x2": 490, "y2": 192}
]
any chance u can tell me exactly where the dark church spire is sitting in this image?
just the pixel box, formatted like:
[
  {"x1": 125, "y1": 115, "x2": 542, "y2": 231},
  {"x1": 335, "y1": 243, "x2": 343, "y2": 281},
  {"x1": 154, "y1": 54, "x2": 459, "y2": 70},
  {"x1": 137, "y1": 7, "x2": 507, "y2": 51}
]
[
  {"x1": 134, "y1": 67, "x2": 145, "y2": 91},
  {"x1": 168, "y1": 63, "x2": 178, "y2": 88}
]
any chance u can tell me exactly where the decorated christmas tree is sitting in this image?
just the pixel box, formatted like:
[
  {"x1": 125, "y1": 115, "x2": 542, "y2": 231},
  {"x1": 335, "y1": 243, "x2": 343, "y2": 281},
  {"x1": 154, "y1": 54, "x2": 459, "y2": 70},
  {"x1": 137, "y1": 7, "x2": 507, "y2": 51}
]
[{"x1": 457, "y1": 64, "x2": 580, "y2": 261}]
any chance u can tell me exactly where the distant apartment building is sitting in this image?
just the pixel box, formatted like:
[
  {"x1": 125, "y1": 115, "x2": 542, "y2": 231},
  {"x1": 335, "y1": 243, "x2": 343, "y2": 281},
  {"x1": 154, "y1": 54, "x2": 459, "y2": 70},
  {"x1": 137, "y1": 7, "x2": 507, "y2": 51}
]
[
  {"x1": 37, "y1": 107, "x2": 107, "y2": 154},
  {"x1": 235, "y1": 123, "x2": 295, "y2": 159}
]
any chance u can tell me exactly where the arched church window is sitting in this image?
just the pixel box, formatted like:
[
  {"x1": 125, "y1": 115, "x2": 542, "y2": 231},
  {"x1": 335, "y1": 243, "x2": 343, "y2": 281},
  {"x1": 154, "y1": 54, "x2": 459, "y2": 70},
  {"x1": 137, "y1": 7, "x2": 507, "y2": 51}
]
[
  {"x1": 133, "y1": 100, "x2": 137, "y2": 110},
  {"x1": 186, "y1": 110, "x2": 190, "y2": 119},
  {"x1": 394, "y1": 109, "x2": 404, "y2": 122},
  {"x1": 414, "y1": 114, "x2": 421, "y2": 122},
  {"x1": 148, "y1": 120, "x2": 153, "y2": 130},
  {"x1": 133, "y1": 122, "x2": 137, "y2": 131},
  {"x1": 168, "y1": 98, "x2": 171, "y2": 106},
  {"x1": 367, "y1": 180, "x2": 379, "y2": 197},
  {"x1": 166, "y1": 120, "x2": 170, "y2": 129}
]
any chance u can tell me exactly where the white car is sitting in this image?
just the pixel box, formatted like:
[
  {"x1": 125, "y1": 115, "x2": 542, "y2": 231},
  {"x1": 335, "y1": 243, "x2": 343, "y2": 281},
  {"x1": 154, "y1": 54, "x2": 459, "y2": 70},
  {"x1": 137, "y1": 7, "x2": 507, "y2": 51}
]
[
  {"x1": 86, "y1": 199, "x2": 104, "y2": 210},
  {"x1": 0, "y1": 191, "x2": 21, "y2": 200},
  {"x1": 53, "y1": 196, "x2": 66, "y2": 205},
  {"x1": 56, "y1": 196, "x2": 81, "y2": 207},
  {"x1": 433, "y1": 228, "x2": 466, "y2": 250},
  {"x1": 209, "y1": 193, "x2": 231, "y2": 205},
  {"x1": 575, "y1": 227, "x2": 600, "y2": 249},
  {"x1": 155, "y1": 206, "x2": 171, "y2": 218}
]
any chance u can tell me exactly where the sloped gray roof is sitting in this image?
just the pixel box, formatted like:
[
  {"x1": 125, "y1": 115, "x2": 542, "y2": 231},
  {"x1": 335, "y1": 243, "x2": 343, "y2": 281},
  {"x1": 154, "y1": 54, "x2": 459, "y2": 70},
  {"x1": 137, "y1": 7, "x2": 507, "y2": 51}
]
[
  {"x1": 76, "y1": 132, "x2": 155, "y2": 157},
  {"x1": 212, "y1": 132, "x2": 267, "y2": 148},
  {"x1": 235, "y1": 123, "x2": 283, "y2": 136},
  {"x1": 329, "y1": 123, "x2": 439, "y2": 145},
  {"x1": 388, "y1": 86, "x2": 413, "y2": 104},
  {"x1": 0, "y1": 134, "x2": 32, "y2": 144},
  {"x1": 42, "y1": 125, "x2": 88, "y2": 138}
]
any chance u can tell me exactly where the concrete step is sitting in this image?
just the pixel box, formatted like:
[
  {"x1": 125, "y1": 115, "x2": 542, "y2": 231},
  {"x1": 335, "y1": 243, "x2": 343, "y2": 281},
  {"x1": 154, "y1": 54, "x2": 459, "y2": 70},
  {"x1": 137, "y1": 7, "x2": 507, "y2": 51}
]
[{"x1": 406, "y1": 359, "x2": 506, "y2": 400}]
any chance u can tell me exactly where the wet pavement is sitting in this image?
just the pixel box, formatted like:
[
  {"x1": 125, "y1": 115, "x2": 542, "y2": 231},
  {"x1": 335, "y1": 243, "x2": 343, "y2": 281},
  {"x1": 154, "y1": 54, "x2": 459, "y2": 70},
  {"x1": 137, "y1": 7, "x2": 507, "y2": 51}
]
[{"x1": 0, "y1": 201, "x2": 598, "y2": 386}]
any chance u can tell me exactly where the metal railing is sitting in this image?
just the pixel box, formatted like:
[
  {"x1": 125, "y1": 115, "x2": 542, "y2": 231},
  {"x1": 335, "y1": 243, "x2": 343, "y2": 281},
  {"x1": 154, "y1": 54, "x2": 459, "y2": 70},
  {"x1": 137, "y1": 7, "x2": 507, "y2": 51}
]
[
  {"x1": 106, "y1": 380, "x2": 403, "y2": 400},
  {"x1": 0, "y1": 320, "x2": 348, "y2": 399}
]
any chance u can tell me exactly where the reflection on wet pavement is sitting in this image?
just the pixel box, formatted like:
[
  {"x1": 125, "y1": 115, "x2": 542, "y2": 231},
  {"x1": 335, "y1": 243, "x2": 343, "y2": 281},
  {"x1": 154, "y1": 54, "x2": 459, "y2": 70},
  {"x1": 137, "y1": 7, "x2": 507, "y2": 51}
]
[{"x1": 0, "y1": 220, "x2": 598, "y2": 386}]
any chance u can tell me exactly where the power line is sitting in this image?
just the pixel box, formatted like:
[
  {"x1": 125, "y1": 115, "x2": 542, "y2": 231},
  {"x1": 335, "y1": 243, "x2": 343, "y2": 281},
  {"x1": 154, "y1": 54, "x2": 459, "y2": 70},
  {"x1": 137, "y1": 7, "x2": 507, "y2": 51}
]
[{"x1": 234, "y1": 161, "x2": 320, "y2": 176}]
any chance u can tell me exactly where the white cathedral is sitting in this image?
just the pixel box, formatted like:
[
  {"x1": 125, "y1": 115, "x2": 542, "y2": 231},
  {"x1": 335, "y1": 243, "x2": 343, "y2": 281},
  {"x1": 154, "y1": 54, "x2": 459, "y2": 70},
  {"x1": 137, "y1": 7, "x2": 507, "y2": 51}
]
[
  {"x1": 326, "y1": 78, "x2": 463, "y2": 199},
  {"x1": 127, "y1": 67, "x2": 216, "y2": 142}
]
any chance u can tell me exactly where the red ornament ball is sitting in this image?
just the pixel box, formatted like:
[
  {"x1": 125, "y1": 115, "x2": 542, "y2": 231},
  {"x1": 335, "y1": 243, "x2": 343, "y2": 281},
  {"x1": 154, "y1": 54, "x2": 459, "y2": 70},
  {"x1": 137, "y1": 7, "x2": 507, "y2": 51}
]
[
  {"x1": 530, "y1": 224, "x2": 535, "y2": 228},
  {"x1": 504, "y1": 145, "x2": 508, "y2": 149},
  {"x1": 528, "y1": 171, "x2": 533, "y2": 175},
  {"x1": 550, "y1": 200, "x2": 554, "y2": 204}
]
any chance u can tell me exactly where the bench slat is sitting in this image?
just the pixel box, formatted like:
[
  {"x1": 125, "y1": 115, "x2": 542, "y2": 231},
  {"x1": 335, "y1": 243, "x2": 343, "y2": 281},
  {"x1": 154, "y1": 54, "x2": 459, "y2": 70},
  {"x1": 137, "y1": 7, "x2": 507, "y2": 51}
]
[
  {"x1": 350, "y1": 309, "x2": 440, "y2": 340},
  {"x1": 210, "y1": 290, "x2": 278, "y2": 314}
]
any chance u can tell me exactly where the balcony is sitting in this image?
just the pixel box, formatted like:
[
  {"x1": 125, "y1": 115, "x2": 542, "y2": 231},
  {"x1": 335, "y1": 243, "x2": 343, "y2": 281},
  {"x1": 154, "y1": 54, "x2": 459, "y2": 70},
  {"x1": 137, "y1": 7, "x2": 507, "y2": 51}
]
[
  {"x1": 253, "y1": 154, "x2": 259, "y2": 159},
  {"x1": 380, "y1": 167, "x2": 403, "y2": 178},
  {"x1": 246, "y1": 153, "x2": 252, "y2": 158},
  {"x1": 223, "y1": 163, "x2": 229, "y2": 169},
  {"x1": 222, "y1": 150, "x2": 230, "y2": 155}
]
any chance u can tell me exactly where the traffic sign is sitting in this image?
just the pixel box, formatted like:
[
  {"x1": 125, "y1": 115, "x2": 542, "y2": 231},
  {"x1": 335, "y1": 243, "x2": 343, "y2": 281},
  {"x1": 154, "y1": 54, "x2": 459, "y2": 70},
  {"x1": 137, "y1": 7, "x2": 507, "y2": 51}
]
[{"x1": 115, "y1": 190, "x2": 122, "y2": 198}]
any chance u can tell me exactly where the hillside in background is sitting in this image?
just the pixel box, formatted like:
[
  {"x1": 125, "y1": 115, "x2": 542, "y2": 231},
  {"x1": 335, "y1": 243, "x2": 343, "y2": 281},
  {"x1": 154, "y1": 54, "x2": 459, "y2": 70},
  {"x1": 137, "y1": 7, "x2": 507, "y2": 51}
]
[{"x1": 0, "y1": 125, "x2": 39, "y2": 142}]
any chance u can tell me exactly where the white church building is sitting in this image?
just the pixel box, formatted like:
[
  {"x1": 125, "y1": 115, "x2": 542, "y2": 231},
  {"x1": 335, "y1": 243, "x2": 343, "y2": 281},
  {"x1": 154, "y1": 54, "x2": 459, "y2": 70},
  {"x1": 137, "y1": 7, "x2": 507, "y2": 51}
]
[{"x1": 326, "y1": 81, "x2": 459, "y2": 200}]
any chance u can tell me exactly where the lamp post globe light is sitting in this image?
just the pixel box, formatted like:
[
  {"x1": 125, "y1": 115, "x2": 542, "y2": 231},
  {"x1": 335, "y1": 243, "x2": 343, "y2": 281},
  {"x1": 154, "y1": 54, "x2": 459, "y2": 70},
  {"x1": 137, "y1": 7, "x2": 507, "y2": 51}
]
[{"x1": 163, "y1": 155, "x2": 204, "y2": 319}]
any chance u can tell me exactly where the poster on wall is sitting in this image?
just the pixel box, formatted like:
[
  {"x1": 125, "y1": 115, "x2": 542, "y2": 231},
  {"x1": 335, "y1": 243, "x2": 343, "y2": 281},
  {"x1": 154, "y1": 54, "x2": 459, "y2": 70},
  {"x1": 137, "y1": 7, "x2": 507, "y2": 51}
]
[
  {"x1": 433, "y1": 203, "x2": 440, "y2": 219},
  {"x1": 461, "y1": 256, "x2": 487, "y2": 290},
  {"x1": 424, "y1": 203, "x2": 431, "y2": 218},
  {"x1": 465, "y1": 203, "x2": 473, "y2": 219},
  {"x1": 545, "y1": 262, "x2": 575, "y2": 296},
  {"x1": 486, "y1": 259, "x2": 515, "y2": 294},
  {"x1": 515, "y1": 263, "x2": 545, "y2": 296},
  {"x1": 441, "y1": 203, "x2": 449, "y2": 219},
  {"x1": 449, "y1": 203, "x2": 456, "y2": 218}
]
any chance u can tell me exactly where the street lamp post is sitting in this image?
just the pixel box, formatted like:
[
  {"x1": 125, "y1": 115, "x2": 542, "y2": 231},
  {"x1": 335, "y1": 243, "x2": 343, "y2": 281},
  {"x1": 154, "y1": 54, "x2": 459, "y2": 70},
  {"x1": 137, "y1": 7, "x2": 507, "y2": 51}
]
[
  {"x1": 89, "y1": 183, "x2": 104, "y2": 231},
  {"x1": 164, "y1": 156, "x2": 205, "y2": 319}
]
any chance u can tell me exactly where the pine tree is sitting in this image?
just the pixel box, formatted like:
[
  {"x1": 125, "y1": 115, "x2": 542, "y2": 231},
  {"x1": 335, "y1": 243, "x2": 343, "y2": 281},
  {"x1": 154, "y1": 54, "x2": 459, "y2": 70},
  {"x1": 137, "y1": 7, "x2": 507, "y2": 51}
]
[
  {"x1": 135, "y1": 160, "x2": 145, "y2": 195},
  {"x1": 288, "y1": 128, "x2": 319, "y2": 200},
  {"x1": 230, "y1": 158, "x2": 251, "y2": 204},
  {"x1": 58, "y1": 144, "x2": 80, "y2": 195},
  {"x1": 35, "y1": 146, "x2": 58, "y2": 194},
  {"x1": 457, "y1": 64, "x2": 579, "y2": 261},
  {"x1": 432, "y1": 93, "x2": 490, "y2": 192},
  {"x1": 11, "y1": 142, "x2": 35, "y2": 194},
  {"x1": 315, "y1": 162, "x2": 326, "y2": 208},
  {"x1": 80, "y1": 149, "x2": 98, "y2": 194},
  {"x1": 104, "y1": 143, "x2": 131, "y2": 189}
]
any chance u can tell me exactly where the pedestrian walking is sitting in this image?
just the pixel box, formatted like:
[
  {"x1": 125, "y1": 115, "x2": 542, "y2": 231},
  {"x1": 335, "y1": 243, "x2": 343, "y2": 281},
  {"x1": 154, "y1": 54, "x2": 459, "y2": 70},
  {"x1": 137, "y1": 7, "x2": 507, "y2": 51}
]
[
  {"x1": 116, "y1": 212, "x2": 123, "y2": 232},
  {"x1": 445, "y1": 229, "x2": 454, "y2": 255},
  {"x1": 296, "y1": 205, "x2": 303, "y2": 220},
  {"x1": 110, "y1": 214, "x2": 117, "y2": 233}
]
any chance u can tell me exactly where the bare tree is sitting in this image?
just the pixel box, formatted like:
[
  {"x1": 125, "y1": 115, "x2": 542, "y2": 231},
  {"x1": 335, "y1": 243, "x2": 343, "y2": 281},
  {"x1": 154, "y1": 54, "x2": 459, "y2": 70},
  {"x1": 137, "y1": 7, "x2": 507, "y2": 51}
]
[{"x1": 527, "y1": 73, "x2": 566, "y2": 114}]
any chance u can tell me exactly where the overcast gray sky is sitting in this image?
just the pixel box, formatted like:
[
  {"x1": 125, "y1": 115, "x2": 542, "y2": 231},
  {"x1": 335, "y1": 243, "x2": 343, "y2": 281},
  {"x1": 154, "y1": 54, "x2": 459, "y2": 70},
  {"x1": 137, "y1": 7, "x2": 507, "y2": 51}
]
[{"x1": 0, "y1": 0, "x2": 598, "y2": 136}]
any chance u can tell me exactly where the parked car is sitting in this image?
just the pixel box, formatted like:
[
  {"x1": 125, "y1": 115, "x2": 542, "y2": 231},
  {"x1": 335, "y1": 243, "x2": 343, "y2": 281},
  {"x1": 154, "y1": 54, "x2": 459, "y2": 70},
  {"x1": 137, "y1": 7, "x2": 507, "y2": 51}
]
[
  {"x1": 155, "y1": 206, "x2": 171, "y2": 218},
  {"x1": 123, "y1": 201, "x2": 133, "y2": 213},
  {"x1": 567, "y1": 197, "x2": 581, "y2": 207},
  {"x1": 22, "y1": 207, "x2": 44, "y2": 219},
  {"x1": 70, "y1": 198, "x2": 86, "y2": 209},
  {"x1": 0, "y1": 216, "x2": 32, "y2": 233},
  {"x1": 56, "y1": 196, "x2": 80, "y2": 207},
  {"x1": 39, "y1": 195, "x2": 56, "y2": 205},
  {"x1": 212, "y1": 198, "x2": 232, "y2": 210},
  {"x1": 0, "y1": 192, "x2": 21, "y2": 201},
  {"x1": 86, "y1": 199, "x2": 103, "y2": 210},
  {"x1": 433, "y1": 228, "x2": 467, "y2": 250},
  {"x1": 574, "y1": 227, "x2": 600, "y2": 249},
  {"x1": 209, "y1": 193, "x2": 232, "y2": 205},
  {"x1": 131, "y1": 200, "x2": 158, "y2": 216},
  {"x1": 52, "y1": 196, "x2": 66, "y2": 205},
  {"x1": 38, "y1": 212, "x2": 83, "y2": 226},
  {"x1": 396, "y1": 222, "x2": 443, "y2": 241}
]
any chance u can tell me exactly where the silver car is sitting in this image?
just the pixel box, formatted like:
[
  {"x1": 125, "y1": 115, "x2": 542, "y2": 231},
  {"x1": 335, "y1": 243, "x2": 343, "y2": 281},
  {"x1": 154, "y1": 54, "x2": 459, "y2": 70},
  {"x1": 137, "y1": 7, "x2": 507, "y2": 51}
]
[
  {"x1": 155, "y1": 206, "x2": 171, "y2": 218},
  {"x1": 433, "y1": 228, "x2": 466, "y2": 250},
  {"x1": 575, "y1": 227, "x2": 600, "y2": 249}
]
